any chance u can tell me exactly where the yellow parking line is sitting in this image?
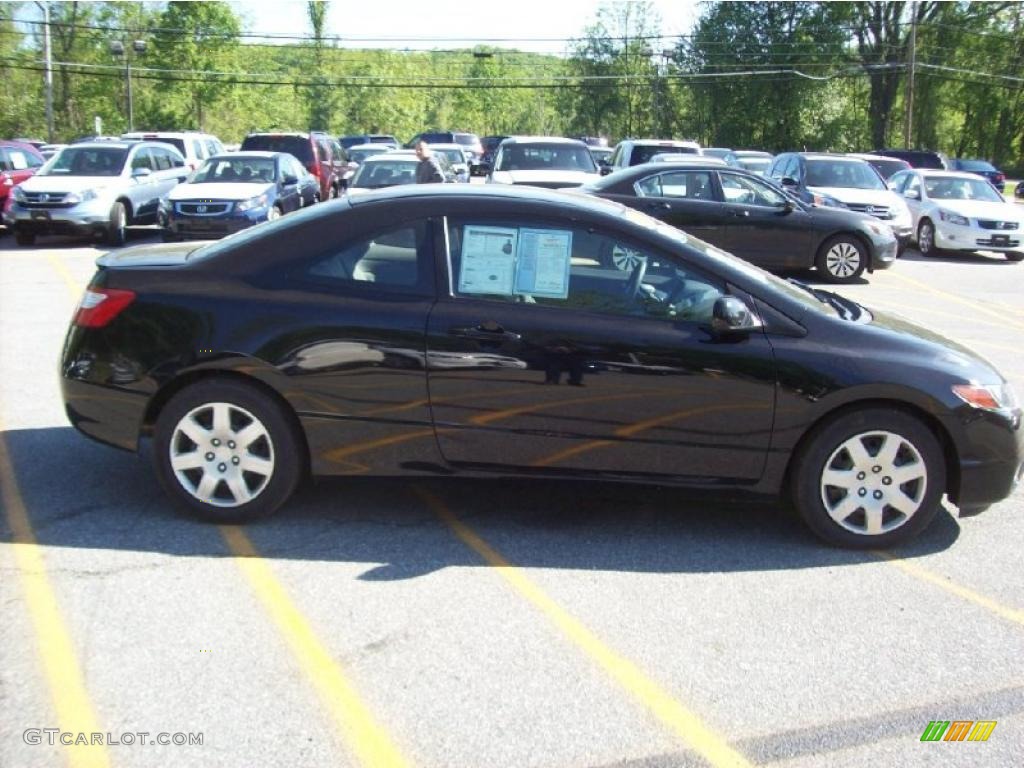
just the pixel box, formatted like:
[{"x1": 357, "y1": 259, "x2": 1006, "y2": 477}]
[
  {"x1": 883, "y1": 271, "x2": 1024, "y2": 332},
  {"x1": 220, "y1": 526, "x2": 410, "y2": 768},
  {"x1": 45, "y1": 252, "x2": 85, "y2": 299},
  {"x1": 417, "y1": 488, "x2": 752, "y2": 768},
  {"x1": 0, "y1": 425, "x2": 110, "y2": 768},
  {"x1": 874, "y1": 551, "x2": 1024, "y2": 627}
]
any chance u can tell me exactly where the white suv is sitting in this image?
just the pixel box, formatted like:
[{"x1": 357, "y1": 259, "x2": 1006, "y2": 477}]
[
  {"x1": 607, "y1": 139, "x2": 703, "y2": 171},
  {"x1": 120, "y1": 131, "x2": 225, "y2": 171}
]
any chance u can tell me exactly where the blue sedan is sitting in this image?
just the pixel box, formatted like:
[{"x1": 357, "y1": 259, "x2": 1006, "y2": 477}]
[{"x1": 159, "y1": 152, "x2": 319, "y2": 240}]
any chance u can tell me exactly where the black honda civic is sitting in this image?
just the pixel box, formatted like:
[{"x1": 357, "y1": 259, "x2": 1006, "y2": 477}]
[{"x1": 60, "y1": 186, "x2": 1022, "y2": 547}]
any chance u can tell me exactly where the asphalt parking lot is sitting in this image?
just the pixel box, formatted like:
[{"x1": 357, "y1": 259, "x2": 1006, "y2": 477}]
[{"x1": 1, "y1": 225, "x2": 1022, "y2": 768}]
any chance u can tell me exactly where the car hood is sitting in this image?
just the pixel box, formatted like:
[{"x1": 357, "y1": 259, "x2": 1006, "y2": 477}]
[
  {"x1": 930, "y1": 199, "x2": 1023, "y2": 222},
  {"x1": 168, "y1": 182, "x2": 273, "y2": 201},
  {"x1": 19, "y1": 175, "x2": 125, "y2": 193},
  {"x1": 491, "y1": 170, "x2": 599, "y2": 186},
  {"x1": 855, "y1": 304, "x2": 1005, "y2": 382},
  {"x1": 808, "y1": 186, "x2": 900, "y2": 208}
]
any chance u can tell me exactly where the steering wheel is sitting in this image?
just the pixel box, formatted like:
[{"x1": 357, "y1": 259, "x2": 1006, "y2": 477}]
[{"x1": 623, "y1": 257, "x2": 648, "y2": 301}]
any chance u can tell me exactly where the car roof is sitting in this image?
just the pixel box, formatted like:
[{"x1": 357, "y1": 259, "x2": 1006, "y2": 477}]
[
  {"x1": 800, "y1": 153, "x2": 866, "y2": 162},
  {"x1": 209, "y1": 151, "x2": 280, "y2": 160},
  {"x1": 63, "y1": 141, "x2": 137, "y2": 150},
  {"x1": 915, "y1": 170, "x2": 995, "y2": 180},
  {"x1": 362, "y1": 153, "x2": 418, "y2": 163},
  {"x1": 847, "y1": 153, "x2": 905, "y2": 162},
  {"x1": 347, "y1": 144, "x2": 390, "y2": 151},
  {"x1": 499, "y1": 136, "x2": 588, "y2": 146},
  {"x1": 734, "y1": 150, "x2": 772, "y2": 157},
  {"x1": 424, "y1": 143, "x2": 465, "y2": 151}
]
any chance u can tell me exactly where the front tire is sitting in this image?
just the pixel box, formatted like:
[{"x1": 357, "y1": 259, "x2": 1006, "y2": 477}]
[
  {"x1": 107, "y1": 201, "x2": 127, "y2": 246},
  {"x1": 791, "y1": 408, "x2": 945, "y2": 548},
  {"x1": 154, "y1": 380, "x2": 303, "y2": 522},
  {"x1": 815, "y1": 235, "x2": 867, "y2": 283},
  {"x1": 267, "y1": 205, "x2": 282, "y2": 222},
  {"x1": 917, "y1": 219, "x2": 940, "y2": 257}
]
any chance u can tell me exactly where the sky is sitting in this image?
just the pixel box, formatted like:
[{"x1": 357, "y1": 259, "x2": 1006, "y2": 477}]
[{"x1": 228, "y1": 0, "x2": 703, "y2": 55}]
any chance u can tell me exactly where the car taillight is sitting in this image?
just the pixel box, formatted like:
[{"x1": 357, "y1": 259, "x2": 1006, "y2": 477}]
[
  {"x1": 306, "y1": 162, "x2": 321, "y2": 178},
  {"x1": 74, "y1": 288, "x2": 136, "y2": 328}
]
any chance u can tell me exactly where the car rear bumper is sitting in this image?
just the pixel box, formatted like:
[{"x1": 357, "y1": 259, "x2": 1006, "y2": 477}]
[{"x1": 61, "y1": 376, "x2": 147, "y2": 452}]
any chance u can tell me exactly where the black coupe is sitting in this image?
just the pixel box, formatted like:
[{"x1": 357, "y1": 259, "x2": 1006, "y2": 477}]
[{"x1": 61, "y1": 187, "x2": 1022, "y2": 547}]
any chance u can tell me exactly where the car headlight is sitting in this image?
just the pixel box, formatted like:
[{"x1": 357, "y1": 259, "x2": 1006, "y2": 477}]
[
  {"x1": 12, "y1": 185, "x2": 27, "y2": 203},
  {"x1": 952, "y1": 382, "x2": 1018, "y2": 412},
  {"x1": 63, "y1": 188, "x2": 100, "y2": 205},
  {"x1": 863, "y1": 220, "x2": 892, "y2": 238},
  {"x1": 938, "y1": 209, "x2": 969, "y2": 226},
  {"x1": 235, "y1": 194, "x2": 268, "y2": 213}
]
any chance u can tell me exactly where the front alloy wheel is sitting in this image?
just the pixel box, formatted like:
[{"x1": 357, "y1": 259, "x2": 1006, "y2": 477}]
[
  {"x1": 816, "y1": 236, "x2": 866, "y2": 283},
  {"x1": 792, "y1": 408, "x2": 945, "y2": 547},
  {"x1": 917, "y1": 219, "x2": 938, "y2": 256}
]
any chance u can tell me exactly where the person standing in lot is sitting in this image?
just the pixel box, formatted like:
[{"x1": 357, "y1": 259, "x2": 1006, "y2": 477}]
[{"x1": 415, "y1": 140, "x2": 445, "y2": 183}]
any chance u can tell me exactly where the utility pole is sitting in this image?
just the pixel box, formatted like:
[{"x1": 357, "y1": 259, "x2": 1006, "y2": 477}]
[
  {"x1": 36, "y1": 1, "x2": 53, "y2": 143},
  {"x1": 110, "y1": 39, "x2": 146, "y2": 131},
  {"x1": 904, "y1": 0, "x2": 918, "y2": 149}
]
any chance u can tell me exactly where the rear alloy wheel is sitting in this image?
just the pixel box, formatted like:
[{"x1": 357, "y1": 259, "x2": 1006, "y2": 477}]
[
  {"x1": 609, "y1": 244, "x2": 646, "y2": 272},
  {"x1": 267, "y1": 205, "x2": 282, "y2": 222},
  {"x1": 816, "y1": 235, "x2": 867, "y2": 283},
  {"x1": 107, "y1": 201, "x2": 127, "y2": 246},
  {"x1": 917, "y1": 219, "x2": 940, "y2": 257},
  {"x1": 792, "y1": 408, "x2": 945, "y2": 548},
  {"x1": 154, "y1": 380, "x2": 302, "y2": 522}
]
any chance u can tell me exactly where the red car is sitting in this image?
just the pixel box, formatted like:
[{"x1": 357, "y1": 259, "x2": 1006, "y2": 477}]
[{"x1": 1, "y1": 140, "x2": 45, "y2": 224}]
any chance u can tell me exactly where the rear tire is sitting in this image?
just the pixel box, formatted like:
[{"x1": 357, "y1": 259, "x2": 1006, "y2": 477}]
[
  {"x1": 1005, "y1": 251, "x2": 1023, "y2": 262},
  {"x1": 791, "y1": 407, "x2": 945, "y2": 548},
  {"x1": 15, "y1": 229, "x2": 36, "y2": 246},
  {"x1": 154, "y1": 379, "x2": 303, "y2": 523},
  {"x1": 815, "y1": 235, "x2": 867, "y2": 283},
  {"x1": 107, "y1": 201, "x2": 127, "y2": 246}
]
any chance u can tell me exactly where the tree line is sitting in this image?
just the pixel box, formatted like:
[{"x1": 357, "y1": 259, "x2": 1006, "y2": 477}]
[{"x1": 2, "y1": 1, "x2": 1022, "y2": 172}]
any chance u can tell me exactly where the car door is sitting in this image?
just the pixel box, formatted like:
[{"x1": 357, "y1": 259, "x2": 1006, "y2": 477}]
[
  {"x1": 277, "y1": 156, "x2": 302, "y2": 212},
  {"x1": 426, "y1": 214, "x2": 777, "y2": 481},
  {"x1": 127, "y1": 147, "x2": 161, "y2": 219},
  {"x1": 715, "y1": 171, "x2": 817, "y2": 268},
  {"x1": 604, "y1": 170, "x2": 729, "y2": 248}
]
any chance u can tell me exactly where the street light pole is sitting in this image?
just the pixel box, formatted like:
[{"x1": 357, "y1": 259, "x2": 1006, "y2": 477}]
[
  {"x1": 35, "y1": 1, "x2": 54, "y2": 143},
  {"x1": 110, "y1": 39, "x2": 146, "y2": 132}
]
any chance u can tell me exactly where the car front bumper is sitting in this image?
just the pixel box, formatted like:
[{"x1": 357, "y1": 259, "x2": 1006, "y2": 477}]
[
  {"x1": 934, "y1": 219, "x2": 1022, "y2": 252},
  {"x1": 10, "y1": 198, "x2": 114, "y2": 236},
  {"x1": 161, "y1": 205, "x2": 269, "y2": 240},
  {"x1": 948, "y1": 405, "x2": 1024, "y2": 510}
]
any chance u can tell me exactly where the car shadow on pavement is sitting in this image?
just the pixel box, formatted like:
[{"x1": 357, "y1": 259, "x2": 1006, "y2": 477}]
[
  {"x1": 0, "y1": 426, "x2": 962, "y2": 578},
  {"x1": 0, "y1": 227, "x2": 160, "y2": 253},
  {"x1": 897, "y1": 249, "x2": 1021, "y2": 265}
]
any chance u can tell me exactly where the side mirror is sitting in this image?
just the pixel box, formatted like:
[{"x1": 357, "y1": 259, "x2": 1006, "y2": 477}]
[
  {"x1": 904, "y1": 188, "x2": 920, "y2": 200},
  {"x1": 282, "y1": 174, "x2": 298, "y2": 186},
  {"x1": 780, "y1": 177, "x2": 798, "y2": 188},
  {"x1": 709, "y1": 296, "x2": 763, "y2": 336},
  {"x1": 131, "y1": 167, "x2": 152, "y2": 178},
  {"x1": 778, "y1": 199, "x2": 796, "y2": 214},
  {"x1": 477, "y1": 161, "x2": 492, "y2": 174},
  {"x1": 599, "y1": 165, "x2": 613, "y2": 176}
]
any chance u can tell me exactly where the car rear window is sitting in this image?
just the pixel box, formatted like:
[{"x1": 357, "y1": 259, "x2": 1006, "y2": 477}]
[
  {"x1": 629, "y1": 144, "x2": 692, "y2": 165},
  {"x1": 454, "y1": 134, "x2": 480, "y2": 146},
  {"x1": 154, "y1": 138, "x2": 186, "y2": 156},
  {"x1": 241, "y1": 135, "x2": 313, "y2": 163},
  {"x1": 956, "y1": 160, "x2": 995, "y2": 172},
  {"x1": 420, "y1": 133, "x2": 454, "y2": 144}
]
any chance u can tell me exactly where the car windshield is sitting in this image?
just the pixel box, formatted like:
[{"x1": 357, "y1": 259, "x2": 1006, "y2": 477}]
[
  {"x1": 630, "y1": 145, "x2": 697, "y2": 165},
  {"x1": 41, "y1": 147, "x2": 127, "y2": 176},
  {"x1": 351, "y1": 160, "x2": 418, "y2": 188},
  {"x1": 192, "y1": 157, "x2": 276, "y2": 184},
  {"x1": 348, "y1": 147, "x2": 389, "y2": 163},
  {"x1": 432, "y1": 148, "x2": 466, "y2": 165},
  {"x1": 805, "y1": 159, "x2": 885, "y2": 190},
  {"x1": 496, "y1": 145, "x2": 597, "y2": 172},
  {"x1": 924, "y1": 176, "x2": 1003, "y2": 202},
  {"x1": 737, "y1": 157, "x2": 771, "y2": 172},
  {"x1": 454, "y1": 135, "x2": 479, "y2": 147},
  {"x1": 956, "y1": 160, "x2": 995, "y2": 172}
]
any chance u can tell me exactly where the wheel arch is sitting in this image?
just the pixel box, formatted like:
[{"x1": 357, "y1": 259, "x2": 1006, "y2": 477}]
[
  {"x1": 782, "y1": 397, "x2": 960, "y2": 505},
  {"x1": 114, "y1": 196, "x2": 134, "y2": 221},
  {"x1": 141, "y1": 368, "x2": 310, "y2": 477},
  {"x1": 816, "y1": 230, "x2": 873, "y2": 264}
]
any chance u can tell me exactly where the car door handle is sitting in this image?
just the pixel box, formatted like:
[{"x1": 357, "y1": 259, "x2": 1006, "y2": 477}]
[
  {"x1": 727, "y1": 209, "x2": 750, "y2": 218},
  {"x1": 452, "y1": 325, "x2": 521, "y2": 343},
  {"x1": 644, "y1": 201, "x2": 672, "y2": 212}
]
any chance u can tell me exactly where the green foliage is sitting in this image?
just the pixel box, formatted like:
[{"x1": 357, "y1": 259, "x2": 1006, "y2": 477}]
[{"x1": 2, "y1": 0, "x2": 1022, "y2": 173}]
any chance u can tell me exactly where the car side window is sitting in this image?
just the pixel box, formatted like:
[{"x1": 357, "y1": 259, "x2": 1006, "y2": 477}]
[
  {"x1": 300, "y1": 221, "x2": 433, "y2": 295},
  {"x1": 904, "y1": 174, "x2": 922, "y2": 199},
  {"x1": 150, "y1": 148, "x2": 170, "y2": 171},
  {"x1": 131, "y1": 148, "x2": 154, "y2": 171},
  {"x1": 445, "y1": 218, "x2": 725, "y2": 324},
  {"x1": 720, "y1": 173, "x2": 786, "y2": 206}
]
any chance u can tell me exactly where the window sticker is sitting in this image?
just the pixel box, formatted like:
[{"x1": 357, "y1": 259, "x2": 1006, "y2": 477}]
[
  {"x1": 513, "y1": 228, "x2": 572, "y2": 299},
  {"x1": 458, "y1": 225, "x2": 518, "y2": 295}
]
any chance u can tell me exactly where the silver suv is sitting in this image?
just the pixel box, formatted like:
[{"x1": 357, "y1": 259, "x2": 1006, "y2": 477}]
[
  {"x1": 10, "y1": 141, "x2": 189, "y2": 246},
  {"x1": 121, "y1": 131, "x2": 224, "y2": 171}
]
